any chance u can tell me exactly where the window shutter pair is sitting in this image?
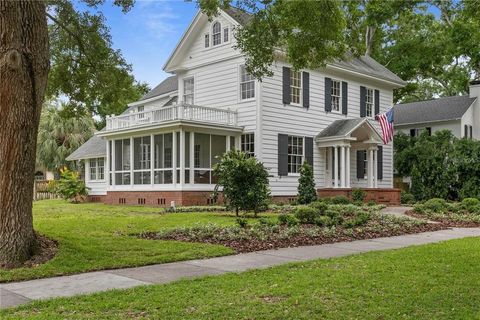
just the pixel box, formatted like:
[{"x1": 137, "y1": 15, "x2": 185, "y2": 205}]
[
  {"x1": 360, "y1": 87, "x2": 380, "y2": 117},
  {"x1": 278, "y1": 134, "x2": 313, "y2": 176},
  {"x1": 282, "y1": 67, "x2": 309, "y2": 108},
  {"x1": 356, "y1": 148, "x2": 383, "y2": 180},
  {"x1": 324, "y1": 78, "x2": 348, "y2": 115}
]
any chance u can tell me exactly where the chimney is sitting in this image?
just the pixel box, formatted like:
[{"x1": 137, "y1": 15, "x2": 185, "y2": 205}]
[{"x1": 470, "y1": 80, "x2": 480, "y2": 98}]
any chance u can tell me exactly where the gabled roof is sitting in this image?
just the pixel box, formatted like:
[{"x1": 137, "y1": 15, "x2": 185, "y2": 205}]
[
  {"x1": 66, "y1": 135, "x2": 106, "y2": 161},
  {"x1": 223, "y1": 7, "x2": 252, "y2": 25},
  {"x1": 140, "y1": 75, "x2": 178, "y2": 101},
  {"x1": 394, "y1": 95, "x2": 477, "y2": 126},
  {"x1": 316, "y1": 118, "x2": 366, "y2": 138}
]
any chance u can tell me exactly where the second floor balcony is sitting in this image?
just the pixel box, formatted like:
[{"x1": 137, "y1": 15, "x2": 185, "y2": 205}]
[{"x1": 105, "y1": 103, "x2": 238, "y2": 132}]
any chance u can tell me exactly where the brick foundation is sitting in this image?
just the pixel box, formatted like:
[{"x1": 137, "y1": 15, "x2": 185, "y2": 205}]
[
  {"x1": 102, "y1": 191, "x2": 222, "y2": 207},
  {"x1": 87, "y1": 195, "x2": 106, "y2": 203},
  {"x1": 317, "y1": 188, "x2": 401, "y2": 206}
]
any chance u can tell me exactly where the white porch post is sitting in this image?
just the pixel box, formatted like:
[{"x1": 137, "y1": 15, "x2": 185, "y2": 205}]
[
  {"x1": 111, "y1": 140, "x2": 115, "y2": 187},
  {"x1": 334, "y1": 146, "x2": 339, "y2": 188},
  {"x1": 180, "y1": 129, "x2": 185, "y2": 185},
  {"x1": 374, "y1": 148, "x2": 378, "y2": 188},
  {"x1": 368, "y1": 147, "x2": 374, "y2": 188},
  {"x1": 346, "y1": 145, "x2": 351, "y2": 188},
  {"x1": 340, "y1": 145, "x2": 346, "y2": 188},
  {"x1": 172, "y1": 131, "x2": 177, "y2": 185},
  {"x1": 106, "y1": 140, "x2": 110, "y2": 187}
]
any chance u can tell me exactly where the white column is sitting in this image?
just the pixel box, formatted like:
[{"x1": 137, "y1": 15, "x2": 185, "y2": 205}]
[
  {"x1": 180, "y1": 129, "x2": 185, "y2": 185},
  {"x1": 105, "y1": 141, "x2": 110, "y2": 188},
  {"x1": 111, "y1": 140, "x2": 115, "y2": 187},
  {"x1": 190, "y1": 132, "x2": 195, "y2": 184},
  {"x1": 334, "y1": 146, "x2": 339, "y2": 188},
  {"x1": 172, "y1": 131, "x2": 177, "y2": 185},
  {"x1": 374, "y1": 148, "x2": 378, "y2": 188},
  {"x1": 368, "y1": 148, "x2": 374, "y2": 188},
  {"x1": 340, "y1": 146, "x2": 346, "y2": 188},
  {"x1": 346, "y1": 145, "x2": 351, "y2": 188}
]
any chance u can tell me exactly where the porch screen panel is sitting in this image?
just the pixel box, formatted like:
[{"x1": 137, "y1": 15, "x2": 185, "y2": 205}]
[
  {"x1": 114, "y1": 139, "x2": 130, "y2": 185},
  {"x1": 194, "y1": 133, "x2": 211, "y2": 184},
  {"x1": 184, "y1": 132, "x2": 190, "y2": 183},
  {"x1": 153, "y1": 133, "x2": 173, "y2": 184},
  {"x1": 211, "y1": 135, "x2": 226, "y2": 184},
  {"x1": 134, "y1": 136, "x2": 151, "y2": 184}
]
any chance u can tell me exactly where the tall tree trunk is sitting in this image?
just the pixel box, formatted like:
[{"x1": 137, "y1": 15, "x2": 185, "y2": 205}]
[
  {"x1": 0, "y1": 1, "x2": 49, "y2": 267},
  {"x1": 365, "y1": 25, "x2": 376, "y2": 56}
]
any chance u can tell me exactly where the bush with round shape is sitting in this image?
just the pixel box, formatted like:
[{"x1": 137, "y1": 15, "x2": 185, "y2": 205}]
[
  {"x1": 401, "y1": 191, "x2": 415, "y2": 205},
  {"x1": 277, "y1": 213, "x2": 299, "y2": 226},
  {"x1": 314, "y1": 215, "x2": 333, "y2": 227},
  {"x1": 308, "y1": 201, "x2": 328, "y2": 214},
  {"x1": 351, "y1": 188, "x2": 366, "y2": 202},
  {"x1": 423, "y1": 198, "x2": 448, "y2": 213},
  {"x1": 461, "y1": 198, "x2": 480, "y2": 211},
  {"x1": 293, "y1": 205, "x2": 319, "y2": 224},
  {"x1": 329, "y1": 195, "x2": 351, "y2": 205},
  {"x1": 55, "y1": 168, "x2": 88, "y2": 203}
]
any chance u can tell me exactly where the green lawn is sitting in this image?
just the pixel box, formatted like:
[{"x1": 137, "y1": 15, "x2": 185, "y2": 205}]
[
  {"x1": 0, "y1": 200, "x2": 264, "y2": 282},
  {"x1": 2, "y1": 237, "x2": 479, "y2": 319}
]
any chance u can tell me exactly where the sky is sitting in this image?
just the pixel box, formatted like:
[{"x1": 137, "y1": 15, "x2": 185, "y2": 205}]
[{"x1": 89, "y1": 0, "x2": 198, "y2": 89}]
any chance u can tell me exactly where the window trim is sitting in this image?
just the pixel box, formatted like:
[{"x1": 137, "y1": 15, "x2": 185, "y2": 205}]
[
  {"x1": 330, "y1": 79, "x2": 342, "y2": 113},
  {"x1": 223, "y1": 27, "x2": 229, "y2": 43},
  {"x1": 204, "y1": 33, "x2": 210, "y2": 48},
  {"x1": 239, "y1": 65, "x2": 255, "y2": 102},
  {"x1": 212, "y1": 21, "x2": 222, "y2": 46},
  {"x1": 241, "y1": 133, "x2": 255, "y2": 157},
  {"x1": 89, "y1": 157, "x2": 105, "y2": 181},
  {"x1": 290, "y1": 70, "x2": 302, "y2": 106},
  {"x1": 287, "y1": 135, "x2": 304, "y2": 176},
  {"x1": 183, "y1": 77, "x2": 195, "y2": 105},
  {"x1": 365, "y1": 88, "x2": 374, "y2": 118}
]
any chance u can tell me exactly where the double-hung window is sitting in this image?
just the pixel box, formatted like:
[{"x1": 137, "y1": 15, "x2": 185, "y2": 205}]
[
  {"x1": 223, "y1": 27, "x2": 229, "y2": 42},
  {"x1": 89, "y1": 158, "x2": 105, "y2": 180},
  {"x1": 183, "y1": 78, "x2": 194, "y2": 104},
  {"x1": 241, "y1": 133, "x2": 255, "y2": 157},
  {"x1": 90, "y1": 159, "x2": 97, "y2": 180},
  {"x1": 212, "y1": 22, "x2": 221, "y2": 46},
  {"x1": 365, "y1": 88, "x2": 374, "y2": 117},
  {"x1": 287, "y1": 136, "x2": 304, "y2": 174},
  {"x1": 204, "y1": 33, "x2": 210, "y2": 48},
  {"x1": 331, "y1": 80, "x2": 341, "y2": 112},
  {"x1": 240, "y1": 65, "x2": 255, "y2": 100},
  {"x1": 290, "y1": 71, "x2": 302, "y2": 105}
]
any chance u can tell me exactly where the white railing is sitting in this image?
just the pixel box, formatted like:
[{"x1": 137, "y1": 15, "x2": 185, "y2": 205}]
[{"x1": 106, "y1": 103, "x2": 238, "y2": 131}]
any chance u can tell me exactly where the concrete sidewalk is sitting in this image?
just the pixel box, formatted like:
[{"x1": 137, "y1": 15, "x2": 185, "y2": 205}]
[{"x1": 1, "y1": 227, "x2": 480, "y2": 309}]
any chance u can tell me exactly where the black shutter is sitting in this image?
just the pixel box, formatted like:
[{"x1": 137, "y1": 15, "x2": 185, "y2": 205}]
[
  {"x1": 464, "y1": 125, "x2": 468, "y2": 138},
  {"x1": 305, "y1": 137, "x2": 313, "y2": 166},
  {"x1": 302, "y1": 72, "x2": 310, "y2": 108},
  {"x1": 377, "y1": 146, "x2": 383, "y2": 180},
  {"x1": 360, "y1": 86, "x2": 366, "y2": 117},
  {"x1": 342, "y1": 81, "x2": 348, "y2": 115},
  {"x1": 325, "y1": 77, "x2": 332, "y2": 112},
  {"x1": 278, "y1": 134, "x2": 288, "y2": 176},
  {"x1": 374, "y1": 89, "x2": 380, "y2": 115},
  {"x1": 470, "y1": 126, "x2": 473, "y2": 139},
  {"x1": 357, "y1": 150, "x2": 364, "y2": 179},
  {"x1": 282, "y1": 67, "x2": 291, "y2": 105}
]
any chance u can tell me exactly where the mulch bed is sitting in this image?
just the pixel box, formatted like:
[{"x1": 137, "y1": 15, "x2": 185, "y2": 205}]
[
  {"x1": 406, "y1": 210, "x2": 480, "y2": 228},
  {"x1": 140, "y1": 222, "x2": 449, "y2": 253},
  {"x1": 0, "y1": 233, "x2": 58, "y2": 270}
]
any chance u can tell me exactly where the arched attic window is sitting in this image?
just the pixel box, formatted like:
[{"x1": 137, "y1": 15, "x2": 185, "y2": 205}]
[{"x1": 212, "y1": 21, "x2": 222, "y2": 46}]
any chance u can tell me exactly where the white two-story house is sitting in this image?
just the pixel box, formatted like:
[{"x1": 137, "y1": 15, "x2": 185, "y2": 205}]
[{"x1": 67, "y1": 8, "x2": 406, "y2": 206}]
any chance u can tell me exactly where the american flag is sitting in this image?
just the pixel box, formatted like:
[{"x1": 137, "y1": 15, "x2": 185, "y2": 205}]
[{"x1": 375, "y1": 108, "x2": 394, "y2": 144}]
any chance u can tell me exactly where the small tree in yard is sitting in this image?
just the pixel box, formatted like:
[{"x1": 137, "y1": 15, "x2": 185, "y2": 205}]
[
  {"x1": 55, "y1": 168, "x2": 89, "y2": 203},
  {"x1": 297, "y1": 162, "x2": 317, "y2": 204},
  {"x1": 213, "y1": 150, "x2": 270, "y2": 216}
]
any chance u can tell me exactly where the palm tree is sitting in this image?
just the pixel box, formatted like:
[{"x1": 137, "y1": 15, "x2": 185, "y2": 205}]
[{"x1": 36, "y1": 104, "x2": 95, "y2": 175}]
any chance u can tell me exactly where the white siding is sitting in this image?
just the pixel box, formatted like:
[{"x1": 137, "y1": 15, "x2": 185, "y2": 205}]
[
  {"x1": 261, "y1": 62, "x2": 394, "y2": 196},
  {"x1": 396, "y1": 120, "x2": 462, "y2": 139}
]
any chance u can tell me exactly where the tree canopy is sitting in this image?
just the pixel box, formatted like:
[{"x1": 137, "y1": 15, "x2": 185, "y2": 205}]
[
  {"x1": 199, "y1": 0, "x2": 479, "y2": 102},
  {"x1": 46, "y1": 0, "x2": 149, "y2": 128}
]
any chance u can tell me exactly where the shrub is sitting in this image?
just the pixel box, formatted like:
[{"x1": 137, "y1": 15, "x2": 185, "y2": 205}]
[
  {"x1": 471, "y1": 205, "x2": 480, "y2": 215},
  {"x1": 330, "y1": 196, "x2": 351, "y2": 205},
  {"x1": 351, "y1": 188, "x2": 366, "y2": 202},
  {"x1": 277, "y1": 214, "x2": 299, "y2": 226},
  {"x1": 213, "y1": 150, "x2": 270, "y2": 216},
  {"x1": 172, "y1": 206, "x2": 227, "y2": 213},
  {"x1": 294, "y1": 205, "x2": 318, "y2": 224},
  {"x1": 314, "y1": 215, "x2": 333, "y2": 227},
  {"x1": 461, "y1": 198, "x2": 480, "y2": 211},
  {"x1": 343, "y1": 212, "x2": 371, "y2": 228},
  {"x1": 308, "y1": 201, "x2": 328, "y2": 214},
  {"x1": 401, "y1": 191, "x2": 415, "y2": 205},
  {"x1": 423, "y1": 198, "x2": 448, "y2": 213},
  {"x1": 297, "y1": 162, "x2": 317, "y2": 204},
  {"x1": 367, "y1": 200, "x2": 377, "y2": 206},
  {"x1": 55, "y1": 168, "x2": 88, "y2": 203},
  {"x1": 324, "y1": 209, "x2": 344, "y2": 225},
  {"x1": 236, "y1": 217, "x2": 249, "y2": 228}
]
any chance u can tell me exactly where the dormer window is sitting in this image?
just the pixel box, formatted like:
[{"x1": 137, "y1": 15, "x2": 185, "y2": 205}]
[{"x1": 212, "y1": 22, "x2": 221, "y2": 46}]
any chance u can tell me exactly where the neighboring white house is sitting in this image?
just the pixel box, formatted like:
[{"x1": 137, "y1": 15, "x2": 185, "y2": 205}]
[
  {"x1": 394, "y1": 81, "x2": 480, "y2": 140},
  {"x1": 67, "y1": 7, "x2": 406, "y2": 206}
]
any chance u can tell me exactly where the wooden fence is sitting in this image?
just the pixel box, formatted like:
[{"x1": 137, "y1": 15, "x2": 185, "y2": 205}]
[{"x1": 33, "y1": 180, "x2": 59, "y2": 201}]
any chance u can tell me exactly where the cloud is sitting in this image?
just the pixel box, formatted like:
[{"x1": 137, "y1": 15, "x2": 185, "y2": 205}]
[{"x1": 130, "y1": 1, "x2": 182, "y2": 38}]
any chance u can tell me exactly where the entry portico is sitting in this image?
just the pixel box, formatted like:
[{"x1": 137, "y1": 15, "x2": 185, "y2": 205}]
[{"x1": 316, "y1": 118, "x2": 383, "y2": 189}]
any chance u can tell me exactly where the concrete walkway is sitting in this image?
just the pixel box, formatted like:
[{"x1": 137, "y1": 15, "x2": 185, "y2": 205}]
[{"x1": 1, "y1": 226, "x2": 480, "y2": 309}]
